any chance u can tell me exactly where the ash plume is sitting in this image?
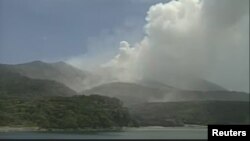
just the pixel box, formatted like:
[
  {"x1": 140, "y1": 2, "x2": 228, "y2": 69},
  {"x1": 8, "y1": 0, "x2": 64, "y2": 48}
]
[{"x1": 68, "y1": 0, "x2": 249, "y2": 92}]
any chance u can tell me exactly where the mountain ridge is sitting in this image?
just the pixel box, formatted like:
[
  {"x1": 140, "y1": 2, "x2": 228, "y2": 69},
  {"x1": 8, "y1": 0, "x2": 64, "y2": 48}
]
[
  {"x1": 0, "y1": 66, "x2": 77, "y2": 98},
  {"x1": 0, "y1": 61, "x2": 90, "y2": 92},
  {"x1": 83, "y1": 82, "x2": 249, "y2": 106}
]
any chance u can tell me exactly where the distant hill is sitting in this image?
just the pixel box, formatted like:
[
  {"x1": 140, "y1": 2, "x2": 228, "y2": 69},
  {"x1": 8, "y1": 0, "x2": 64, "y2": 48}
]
[
  {"x1": 83, "y1": 82, "x2": 249, "y2": 106},
  {"x1": 0, "y1": 61, "x2": 229, "y2": 92},
  {"x1": 1, "y1": 61, "x2": 248, "y2": 104},
  {"x1": 84, "y1": 82, "x2": 166, "y2": 105},
  {"x1": 137, "y1": 78, "x2": 227, "y2": 91},
  {"x1": 0, "y1": 61, "x2": 90, "y2": 92},
  {"x1": 0, "y1": 66, "x2": 77, "y2": 98},
  {"x1": 130, "y1": 101, "x2": 250, "y2": 126},
  {"x1": 185, "y1": 78, "x2": 227, "y2": 91}
]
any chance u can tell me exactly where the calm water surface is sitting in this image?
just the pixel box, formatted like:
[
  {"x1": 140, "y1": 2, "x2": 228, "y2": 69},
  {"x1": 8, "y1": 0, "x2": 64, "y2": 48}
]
[{"x1": 0, "y1": 126, "x2": 207, "y2": 139}]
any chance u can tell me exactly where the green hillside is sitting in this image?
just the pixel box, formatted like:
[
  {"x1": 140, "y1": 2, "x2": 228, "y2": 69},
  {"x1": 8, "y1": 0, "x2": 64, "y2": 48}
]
[
  {"x1": 131, "y1": 101, "x2": 250, "y2": 126},
  {"x1": 0, "y1": 95, "x2": 134, "y2": 129}
]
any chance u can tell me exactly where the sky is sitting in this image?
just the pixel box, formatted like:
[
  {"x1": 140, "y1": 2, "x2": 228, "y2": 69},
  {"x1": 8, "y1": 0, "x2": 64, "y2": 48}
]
[
  {"x1": 0, "y1": 0, "x2": 165, "y2": 64},
  {"x1": 0, "y1": 0, "x2": 249, "y2": 92}
]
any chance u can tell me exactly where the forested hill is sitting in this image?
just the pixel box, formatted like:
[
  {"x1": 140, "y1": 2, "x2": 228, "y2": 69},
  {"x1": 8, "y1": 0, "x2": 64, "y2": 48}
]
[{"x1": 0, "y1": 95, "x2": 135, "y2": 129}]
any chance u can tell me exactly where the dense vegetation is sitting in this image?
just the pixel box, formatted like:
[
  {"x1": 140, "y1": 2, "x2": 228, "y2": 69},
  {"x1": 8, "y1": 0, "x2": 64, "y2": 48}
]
[
  {"x1": 0, "y1": 95, "x2": 135, "y2": 129},
  {"x1": 131, "y1": 101, "x2": 250, "y2": 126}
]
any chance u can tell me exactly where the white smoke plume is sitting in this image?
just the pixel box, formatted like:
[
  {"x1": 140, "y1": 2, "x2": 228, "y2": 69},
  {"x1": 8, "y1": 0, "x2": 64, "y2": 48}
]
[{"x1": 68, "y1": 0, "x2": 249, "y2": 92}]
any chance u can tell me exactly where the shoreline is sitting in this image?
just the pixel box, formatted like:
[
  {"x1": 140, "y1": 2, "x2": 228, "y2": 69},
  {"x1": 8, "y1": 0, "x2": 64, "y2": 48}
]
[
  {"x1": 0, "y1": 127, "x2": 44, "y2": 132},
  {"x1": 0, "y1": 125, "x2": 207, "y2": 133},
  {"x1": 184, "y1": 124, "x2": 207, "y2": 128},
  {"x1": 0, "y1": 126, "x2": 123, "y2": 133}
]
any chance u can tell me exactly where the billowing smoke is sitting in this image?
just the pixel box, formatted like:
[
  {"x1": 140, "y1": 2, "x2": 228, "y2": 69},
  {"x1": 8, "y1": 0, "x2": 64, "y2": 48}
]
[
  {"x1": 104, "y1": 0, "x2": 249, "y2": 92},
  {"x1": 68, "y1": 0, "x2": 249, "y2": 92}
]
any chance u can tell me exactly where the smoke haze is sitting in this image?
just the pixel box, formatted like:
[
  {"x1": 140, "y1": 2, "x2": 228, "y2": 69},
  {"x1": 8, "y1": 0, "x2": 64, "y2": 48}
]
[{"x1": 68, "y1": 0, "x2": 249, "y2": 92}]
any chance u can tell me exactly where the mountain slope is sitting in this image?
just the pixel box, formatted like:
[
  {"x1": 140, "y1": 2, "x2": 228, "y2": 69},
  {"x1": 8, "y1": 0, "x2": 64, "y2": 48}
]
[
  {"x1": 83, "y1": 82, "x2": 249, "y2": 106},
  {"x1": 0, "y1": 61, "x2": 228, "y2": 92},
  {"x1": 0, "y1": 61, "x2": 89, "y2": 92},
  {"x1": 83, "y1": 82, "x2": 168, "y2": 105},
  {"x1": 137, "y1": 78, "x2": 227, "y2": 91},
  {"x1": 173, "y1": 78, "x2": 227, "y2": 91},
  {"x1": 0, "y1": 66, "x2": 77, "y2": 98}
]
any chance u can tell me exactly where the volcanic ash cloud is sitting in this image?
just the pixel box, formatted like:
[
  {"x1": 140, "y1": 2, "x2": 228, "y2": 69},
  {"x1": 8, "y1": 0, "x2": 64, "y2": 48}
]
[{"x1": 105, "y1": 0, "x2": 249, "y2": 92}]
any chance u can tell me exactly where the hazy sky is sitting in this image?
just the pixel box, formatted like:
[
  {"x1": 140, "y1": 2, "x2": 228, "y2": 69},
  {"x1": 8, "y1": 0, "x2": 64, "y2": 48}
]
[{"x1": 0, "y1": 0, "x2": 165, "y2": 64}]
